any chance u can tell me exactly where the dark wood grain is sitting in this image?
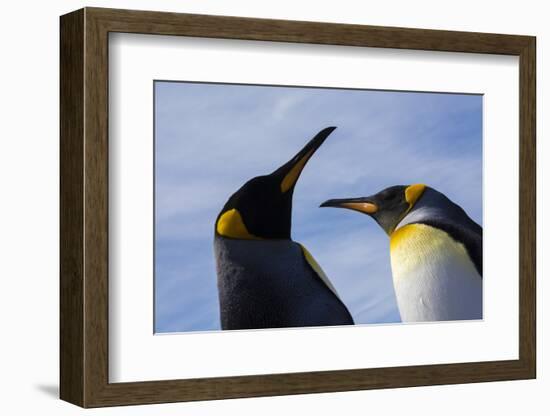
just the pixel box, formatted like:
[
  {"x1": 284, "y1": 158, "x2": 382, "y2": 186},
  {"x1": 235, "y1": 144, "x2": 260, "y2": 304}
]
[
  {"x1": 89, "y1": 7, "x2": 532, "y2": 55},
  {"x1": 518, "y1": 38, "x2": 536, "y2": 376},
  {"x1": 59, "y1": 8, "x2": 84, "y2": 406},
  {"x1": 59, "y1": 7, "x2": 537, "y2": 408},
  {"x1": 83, "y1": 10, "x2": 110, "y2": 406}
]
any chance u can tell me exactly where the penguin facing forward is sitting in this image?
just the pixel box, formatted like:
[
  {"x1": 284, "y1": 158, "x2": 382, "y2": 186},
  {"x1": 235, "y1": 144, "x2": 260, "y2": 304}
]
[
  {"x1": 321, "y1": 184, "x2": 482, "y2": 322},
  {"x1": 215, "y1": 127, "x2": 354, "y2": 330}
]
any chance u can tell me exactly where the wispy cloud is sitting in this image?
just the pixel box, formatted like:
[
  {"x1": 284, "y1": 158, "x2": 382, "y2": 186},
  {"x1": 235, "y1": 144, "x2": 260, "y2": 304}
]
[{"x1": 154, "y1": 82, "x2": 482, "y2": 332}]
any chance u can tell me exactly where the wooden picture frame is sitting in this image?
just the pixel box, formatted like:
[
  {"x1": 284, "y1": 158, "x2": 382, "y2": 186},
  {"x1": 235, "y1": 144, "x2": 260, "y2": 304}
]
[{"x1": 60, "y1": 7, "x2": 536, "y2": 408}]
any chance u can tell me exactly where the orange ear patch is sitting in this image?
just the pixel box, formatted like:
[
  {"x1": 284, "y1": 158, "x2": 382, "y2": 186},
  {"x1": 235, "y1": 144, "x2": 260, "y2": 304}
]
[
  {"x1": 216, "y1": 209, "x2": 260, "y2": 240},
  {"x1": 405, "y1": 184, "x2": 426, "y2": 207}
]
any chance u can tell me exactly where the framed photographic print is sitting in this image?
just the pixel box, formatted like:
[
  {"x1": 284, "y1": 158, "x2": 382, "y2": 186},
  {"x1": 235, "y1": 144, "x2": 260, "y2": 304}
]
[{"x1": 60, "y1": 7, "x2": 536, "y2": 408}]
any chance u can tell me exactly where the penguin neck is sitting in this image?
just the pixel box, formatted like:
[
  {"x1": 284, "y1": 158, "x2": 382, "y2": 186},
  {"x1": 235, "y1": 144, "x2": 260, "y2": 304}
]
[
  {"x1": 215, "y1": 234, "x2": 293, "y2": 244},
  {"x1": 394, "y1": 188, "x2": 459, "y2": 232},
  {"x1": 214, "y1": 236, "x2": 301, "y2": 273}
]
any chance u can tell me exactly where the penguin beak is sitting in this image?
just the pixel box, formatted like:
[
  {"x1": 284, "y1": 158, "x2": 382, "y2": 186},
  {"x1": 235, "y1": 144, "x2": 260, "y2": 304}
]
[
  {"x1": 320, "y1": 197, "x2": 379, "y2": 215},
  {"x1": 277, "y1": 126, "x2": 337, "y2": 193}
]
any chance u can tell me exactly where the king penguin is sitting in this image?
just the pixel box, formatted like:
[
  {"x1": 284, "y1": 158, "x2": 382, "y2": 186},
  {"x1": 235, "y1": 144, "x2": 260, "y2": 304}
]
[
  {"x1": 215, "y1": 127, "x2": 354, "y2": 330},
  {"x1": 321, "y1": 184, "x2": 482, "y2": 322}
]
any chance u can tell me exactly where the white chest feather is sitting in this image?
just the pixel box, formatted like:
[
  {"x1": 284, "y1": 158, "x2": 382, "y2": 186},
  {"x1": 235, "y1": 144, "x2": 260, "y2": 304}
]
[{"x1": 390, "y1": 223, "x2": 482, "y2": 322}]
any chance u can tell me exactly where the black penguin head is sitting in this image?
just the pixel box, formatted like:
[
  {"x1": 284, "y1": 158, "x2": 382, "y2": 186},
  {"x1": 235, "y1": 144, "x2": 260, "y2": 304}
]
[
  {"x1": 320, "y1": 184, "x2": 426, "y2": 235},
  {"x1": 216, "y1": 127, "x2": 337, "y2": 240}
]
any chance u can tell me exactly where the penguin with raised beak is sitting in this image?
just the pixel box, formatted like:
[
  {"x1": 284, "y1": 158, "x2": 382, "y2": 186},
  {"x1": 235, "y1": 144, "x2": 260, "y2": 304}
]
[{"x1": 215, "y1": 127, "x2": 354, "y2": 330}]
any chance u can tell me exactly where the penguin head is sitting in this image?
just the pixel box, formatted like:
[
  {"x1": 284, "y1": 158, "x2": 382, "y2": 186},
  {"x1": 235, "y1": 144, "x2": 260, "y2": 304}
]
[
  {"x1": 320, "y1": 184, "x2": 426, "y2": 235},
  {"x1": 215, "y1": 127, "x2": 337, "y2": 240}
]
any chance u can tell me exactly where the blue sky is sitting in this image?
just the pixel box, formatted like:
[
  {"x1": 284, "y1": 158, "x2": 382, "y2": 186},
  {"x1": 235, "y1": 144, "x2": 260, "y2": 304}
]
[{"x1": 154, "y1": 81, "x2": 482, "y2": 333}]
